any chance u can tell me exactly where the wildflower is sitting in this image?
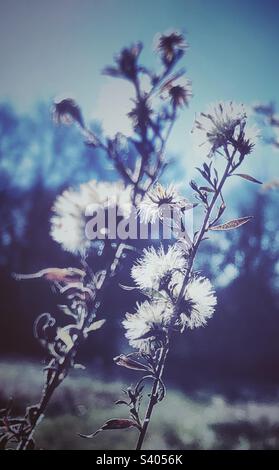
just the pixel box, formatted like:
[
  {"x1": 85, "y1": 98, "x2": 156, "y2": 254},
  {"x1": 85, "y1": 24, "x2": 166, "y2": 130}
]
[
  {"x1": 193, "y1": 101, "x2": 252, "y2": 157},
  {"x1": 154, "y1": 31, "x2": 188, "y2": 64},
  {"x1": 131, "y1": 244, "x2": 187, "y2": 292},
  {"x1": 52, "y1": 97, "x2": 84, "y2": 128},
  {"x1": 139, "y1": 183, "x2": 191, "y2": 224},
  {"x1": 103, "y1": 43, "x2": 142, "y2": 81},
  {"x1": 160, "y1": 74, "x2": 192, "y2": 108},
  {"x1": 174, "y1": 276, "x2": 217, "y2": 330},
  {"x1": 50, "y1": 180, "x2": 132, "y2": 254},
  {"x1": 237, "y1": 125, "x2": 260, "y2": 155},
  {"x1": 122, "y1": 300, "x2": 173, "y2": 353}
]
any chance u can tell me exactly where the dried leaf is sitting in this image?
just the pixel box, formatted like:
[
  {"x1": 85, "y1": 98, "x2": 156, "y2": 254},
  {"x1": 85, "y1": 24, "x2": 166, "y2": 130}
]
[
  {"x1": 119, "y1": 283, "x2": 137, "y2": 291},
  {"x1": 53, "y1": 98, "x2": 84, "y2": 128},
  {"x1": 85, "y1": 319, "x2": 106, "y2": 334},
  {"x1": 115, "y1": 400, "x2": 129, "y2": 406},
  {"x1": 209, "y1": 216, "x2": 253, "y2": 231},
  {"x1": 234, "y1": 173, "x2": 262, "y2": 184},
  {"x1": 114, "y1": 354, "x2": 151, "y2": 372},
  {"x1": 216, "y1": 202, "x2": 226, "y2": 220},
  {"x1": 79, "y1": 419, "x2": 138, "y2": 438}
]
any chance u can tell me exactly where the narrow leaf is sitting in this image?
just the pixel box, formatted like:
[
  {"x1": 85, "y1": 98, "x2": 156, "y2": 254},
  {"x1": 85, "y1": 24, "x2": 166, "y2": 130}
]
[
  {"x1": 234, "y1": 173, "x2": 262, "y2": 184},
  {"x1": 119, "y1": 283, "x2": 137, "y2": 291},
  {"x1": 85, "y1": 319, "x2": 106, "y2": 334},
  {"x1": 142, "y1": 288, "x2": 168, "y2": 301},
  {"x1": 114, "y1": 354, "x2": 151, "y2": 372},
  {"x1": 216, "y1": 202, "x2": 226, "y2": 220},
  {"x1": 115, "y1": 400, "x2": 129, "y2": 406},
  {"x1": 79, "y1": 419, "x2": 138, "y2": 439},
  {"x1": 199, "y1": 186, "x2": 215, "y2": 193},
  {"x1": 209, "y1": 216, "x2": 253, "y2": 231}
]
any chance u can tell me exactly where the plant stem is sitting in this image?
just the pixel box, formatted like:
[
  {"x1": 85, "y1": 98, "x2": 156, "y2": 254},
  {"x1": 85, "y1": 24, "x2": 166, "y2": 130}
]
[
  {"x1": 135, "y1": 147, "x2": 235, "y2": 450},
  {"x1": 136, "y1": 344, "x2": 169, "y2": 450},
  {"x1": 175, "y1": 154, "x2": 233, "y2": 309},
  {"x1": 16, "y1": 245, "x2": 122, "y2": 450},
  {"x1": 16, "y1": 359, "x2": 66, "y2": 450}
]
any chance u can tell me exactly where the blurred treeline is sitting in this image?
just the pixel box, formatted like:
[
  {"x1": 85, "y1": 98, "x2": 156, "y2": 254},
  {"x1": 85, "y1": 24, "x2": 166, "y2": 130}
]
[{"x1": 0, "y1": 102, "x2": 278, "y2": 398}]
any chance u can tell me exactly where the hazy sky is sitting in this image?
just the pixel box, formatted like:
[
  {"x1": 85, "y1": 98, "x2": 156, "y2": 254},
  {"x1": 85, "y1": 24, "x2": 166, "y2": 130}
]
[{"x1": 0, "y1": 0, "x2": 279, "y2": 177}]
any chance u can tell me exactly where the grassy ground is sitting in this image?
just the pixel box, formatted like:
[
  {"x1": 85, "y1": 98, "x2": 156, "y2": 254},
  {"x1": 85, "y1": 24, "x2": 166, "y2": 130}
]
[{"x1": 1, "y1": 361, "x2": 279, "y2": 450}]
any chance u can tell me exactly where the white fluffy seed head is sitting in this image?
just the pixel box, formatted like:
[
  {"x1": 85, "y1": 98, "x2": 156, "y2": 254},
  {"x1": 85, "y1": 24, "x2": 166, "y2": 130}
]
[
  {"x1": 177, "y1": 276, "x2": 217, "y2": 330},
  {"x1": 122, "y1": 300, "x2": 173, "y2": 353},
  {"x1": 50, "y1": 180, "x2": 132, "y2": 254},
  {"x1": 131, "y1": 244, "x2": 187, "y2": 292}
]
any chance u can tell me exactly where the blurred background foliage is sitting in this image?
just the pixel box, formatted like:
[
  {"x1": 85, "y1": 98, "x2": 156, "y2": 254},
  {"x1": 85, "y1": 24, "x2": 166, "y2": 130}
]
[{"x1": 1, "y1": 361, "x2": 279, "y2": 450}]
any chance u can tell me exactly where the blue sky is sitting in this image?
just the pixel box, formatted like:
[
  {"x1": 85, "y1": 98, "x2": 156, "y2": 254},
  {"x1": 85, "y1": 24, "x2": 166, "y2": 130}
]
[{"x1": 0, "y1": 0, "x2": 279, "y2": 179}]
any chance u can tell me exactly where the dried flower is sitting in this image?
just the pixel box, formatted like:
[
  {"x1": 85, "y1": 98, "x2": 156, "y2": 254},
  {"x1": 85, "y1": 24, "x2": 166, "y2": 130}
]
[
  {"x1": 122, "y1": 300, "x2": 173, "y2": 353},
  {"x1": 154, "y1": 31, "x2": 188, "y2": 64},
  {"x1": 160, "y1": 75, "x2": 192, "y2": 108},
  {"x1": 139, "y1": 183, "x2": 190, "y2": 224},
  {"x1": 52, "y1": 97, "x2": 84, "y2": 128},
  {"x1": 237, "y1": 124, "x2": 260, "y2": 155},
  {"x1": 174, "y1": 276, "x2": 217, "y2": 330},
  {"x1": 131, "y1": 244, "x2": 187, "y2": 292},
  {"x1": 103, "y1": 43, "x2": 142, "y2": 81},
  {"x1": 193, "y1": 101, "x2": 250, "y2": 157},
  {"x1": 50, "y1": 181, "x2": 132, "y2": 254}
]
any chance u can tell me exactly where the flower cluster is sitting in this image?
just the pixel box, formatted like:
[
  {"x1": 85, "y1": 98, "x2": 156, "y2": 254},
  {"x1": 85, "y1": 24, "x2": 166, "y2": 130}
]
[{"x1": 123, "y1": 244, "x2": 217, "y2": 353}]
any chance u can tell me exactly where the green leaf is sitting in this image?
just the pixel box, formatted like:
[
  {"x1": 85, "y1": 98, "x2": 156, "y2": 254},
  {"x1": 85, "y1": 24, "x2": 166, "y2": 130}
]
[{"x1": 209, "y1": 216, "x2": 253, "y2": 231}]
